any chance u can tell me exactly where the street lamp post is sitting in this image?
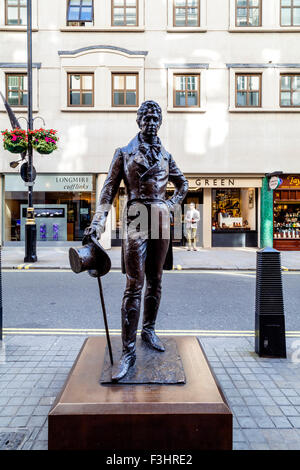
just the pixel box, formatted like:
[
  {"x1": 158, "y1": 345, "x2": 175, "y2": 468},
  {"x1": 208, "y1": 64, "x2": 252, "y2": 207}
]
[{"x1": 24, "y1": 0, "x2": 37, "y2": 262}]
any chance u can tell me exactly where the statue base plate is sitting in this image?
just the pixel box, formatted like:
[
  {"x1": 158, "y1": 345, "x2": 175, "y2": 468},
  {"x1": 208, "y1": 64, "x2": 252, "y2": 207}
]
[
  {"x1": 48, "y1": 336, "x2": 232, "y2": 450},
  {"x1": 101, "y1": 336, "x2": 186, "y2": 384}
]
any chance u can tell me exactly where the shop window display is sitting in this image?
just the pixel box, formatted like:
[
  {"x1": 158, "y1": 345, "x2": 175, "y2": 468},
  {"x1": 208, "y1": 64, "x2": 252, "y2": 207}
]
[
  {"x1": 5, "y1": 190, "x2": 96, "y2": 242},
  {"x1": 274, "y1": 189, "x2": 300, "y2": 241},
  {"x1": 212, "y1": 188, "x2": 257, "y2": 247},
  {"x1": 212, "y1": 189, "x2": 255, "y2": 231}
]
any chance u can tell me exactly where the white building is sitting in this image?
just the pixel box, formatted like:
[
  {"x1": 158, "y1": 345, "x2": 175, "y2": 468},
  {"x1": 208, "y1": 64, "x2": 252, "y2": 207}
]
[{"x1": 1, "y1": 0, "x2": 300, "y2": 250}]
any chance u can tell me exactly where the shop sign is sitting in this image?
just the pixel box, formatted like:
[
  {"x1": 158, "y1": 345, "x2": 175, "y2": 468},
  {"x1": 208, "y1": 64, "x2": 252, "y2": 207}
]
[
  {"x1": 5, "y1": 174, "x2": 94, "y2": 192},
  {"x1": 269, "y1": 176, "x2": 282, "y2": 191},
  {"x1": 167, "y1": 177, "x2": 262, "y2": 189},
  {"x1": 279, "y1": 175, "x2": 300, "y2": 189}
]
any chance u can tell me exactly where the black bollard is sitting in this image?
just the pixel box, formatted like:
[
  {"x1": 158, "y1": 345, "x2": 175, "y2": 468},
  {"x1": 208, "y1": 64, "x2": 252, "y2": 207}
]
[
  {"x1": 0, "y1": 244, "x2": 2, "y2": 342},
  {"x1": 255, "y1": 247, "x2": 286, "y2": 358}
]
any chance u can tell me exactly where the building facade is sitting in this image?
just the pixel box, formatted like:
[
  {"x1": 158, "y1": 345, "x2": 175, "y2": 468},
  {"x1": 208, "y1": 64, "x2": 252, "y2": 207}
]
[{"x1": 1, "y1": 0, "x2": 300, "y2": 249}]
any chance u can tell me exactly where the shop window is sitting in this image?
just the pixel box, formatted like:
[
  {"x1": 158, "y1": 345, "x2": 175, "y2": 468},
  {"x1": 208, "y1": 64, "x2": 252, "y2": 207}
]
[
  {"x1": 281, "y1": 0, "x2": 300, "y2": 26},
  {"x1": 173, "y1": 0, "x2": 200, "y2": 27},
  {"x1": 212, "y1": 189, "x2": 256, "y2": 231},
  {"x1": 5, "y1": 0, "x2": 27, "y2": 25},
  {"x1": 112, "y1": 73, "x2": 138, "y2": 107},
  {"x1": 68, "y1": 73, "x2": 94, "y2": 107},
  {"x1": 173, "y1": 74, "x2": 200, "y2": 107},
  {"x1": 280, "y1": 74, "x2": 300, "y2": 107},
  {"x1": 6, "y1": 73, "x2": 28, "y2": 106},
  {"x1": 5, "y1": 177, "x2": 96, "y2": 242},
  {"x1": 67, "y1": 0, "x2": 93, "y2": 26},
  {"x1": 274, "y1": 194, "x2": 300, "y2": 241},
  {"x1": 235, "y1": 0, "x2": 261, "y2": 27},
  {"x1": 112, "y1": 0, "x2": 138, "y2": 26},
  {"x1": 236, "y1": 74, "x2": 261, "y2": 107}
]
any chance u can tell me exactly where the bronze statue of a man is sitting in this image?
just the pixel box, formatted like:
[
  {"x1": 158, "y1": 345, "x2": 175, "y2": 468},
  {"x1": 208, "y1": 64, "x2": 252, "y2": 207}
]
[{"x1": 85, "y1": 100, "x2": 188, "y2": 381}]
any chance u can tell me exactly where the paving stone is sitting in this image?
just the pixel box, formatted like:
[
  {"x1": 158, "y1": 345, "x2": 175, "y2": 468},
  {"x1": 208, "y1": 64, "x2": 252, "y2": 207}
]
[
  {"x1": 228, "y1": 397, "x2": 245, "y2": 406},
  {"x1": 7, "y1": 396, "x2": 25, "y2": 406},
  {"x1": 31, "y1": 440, "x2": 48, "y2": 450},
  {"x1": 1, "y1": 405, "x2": 20, "y2": 416},
  {"x1": 232, "y1": 406, "x2": 250, "y2": 417},
  {"x1": 250, "y1": 443, "x2": 271, "y2": 450},
  {"x1": 248, "y1": 406, "x2": 268, "y2": 417},
  {"x1": 27, "y1": 416, "x2": 47, "y2": 428},
  {"x1": 257, "y1": 396, "x2": 275, "y2": 406},
  {"x1": 17, "y1": 405, "x2": 36, "y2": 416},
  {"x1": 33, "y1": 405, "x2": 51, "y2": 416},
  {"x1": 0, "y1": 416, "x2": 12, "y2": 426},
  {"x1": 233, "y1": 442, "x2": 250, "y2": 450},
  {"x1": 273, "y1": 396, "x2": 291, "y2": 406},
  {"x1": 23, "y1": 396, "x2": 42, "y2": 406},
  {"x1": 238, "y1": 388, "x2": 253, "y2": 397},
  {"x1": 289, "y1": 397, "x2": 300, "y2": 406},
  {"x1": 9, "y1": 416, "x2": 30, "y2": 427},
  {"x1": 280, "y1": 406, "x2": 299, "y2": 416},
  {"x1": 237, "y1": 417, "x2": 257, "y2": 429},
  {"x1": 288, "y1": 417, "x2": 300, "y2": 428},
  {"x1": 281, "y1": 389, "x2": 298, "y2": 397},
  {"x1": 271, "y1": 416, "x2": 293, "y2": 428},
  {"x1": 244, "y1": 397, "x2": 261, "y2": 406},
  {"x1": 264, "y1": 406, "x2": 284, "y2": 417},
  {"x1": 254, "y1": 417, "x2": 275, "y2": 428},
  {"x1": 233, "y1": 429, "x2": 246, "y2": 442}
]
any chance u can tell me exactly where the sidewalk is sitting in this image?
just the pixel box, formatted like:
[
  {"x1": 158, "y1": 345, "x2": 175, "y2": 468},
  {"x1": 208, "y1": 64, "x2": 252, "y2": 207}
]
[
  {"x1": 2, "y1": 245, "x2": 300, "y2": 270},
  {"x1": 1, "y1": 334, "x2": 300, "y2": 450}
]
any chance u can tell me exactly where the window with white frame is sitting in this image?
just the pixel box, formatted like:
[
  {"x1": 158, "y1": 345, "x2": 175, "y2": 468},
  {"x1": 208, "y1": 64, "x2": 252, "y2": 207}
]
[{"x1": 67, "y1": 0, "x2": 93, "y2": 26}]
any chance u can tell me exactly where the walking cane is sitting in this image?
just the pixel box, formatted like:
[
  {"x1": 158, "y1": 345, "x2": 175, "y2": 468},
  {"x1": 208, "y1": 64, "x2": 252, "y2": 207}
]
[{"x1": 97, "y1": 276, "x2": 114, "y2": 366}]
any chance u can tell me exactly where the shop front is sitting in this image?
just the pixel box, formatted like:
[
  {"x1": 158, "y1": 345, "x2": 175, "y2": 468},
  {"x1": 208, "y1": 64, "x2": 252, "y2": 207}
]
[
  {"x1": 187, "y1": 176, "x2": 261, "y2": 248},
  {"x1": 4, "y1": 174, "x2": 96, "y2": 243},
  {"x1": 273, "y1": 175, "x2": 300, "y2": 251},
  {"x1": 106, "y1": 175, "x2": 261, "y2": 249}
]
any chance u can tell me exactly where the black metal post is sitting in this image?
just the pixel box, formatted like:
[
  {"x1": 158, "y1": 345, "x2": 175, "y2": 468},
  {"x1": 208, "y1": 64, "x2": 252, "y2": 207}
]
[
  {"x1": 24, "y1": 0, "x2": 37, "y2": 262},
  {"x1": 0, "y1": 245, "x2": 2, "y2": 342},
  {"x1": 255, "y1": 247, "x2": 286, "y2": 358}
]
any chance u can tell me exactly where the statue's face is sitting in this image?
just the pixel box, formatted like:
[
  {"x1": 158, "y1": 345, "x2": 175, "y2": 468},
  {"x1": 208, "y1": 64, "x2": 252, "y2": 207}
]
[{"x1": 139, "y1": 109, "x2": 161, "y2": 137}]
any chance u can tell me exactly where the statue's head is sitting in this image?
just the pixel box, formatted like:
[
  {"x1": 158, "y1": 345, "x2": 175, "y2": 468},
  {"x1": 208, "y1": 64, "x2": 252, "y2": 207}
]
[{"x1": 136, "y1": 100, "x2": 162, "y2": 137}]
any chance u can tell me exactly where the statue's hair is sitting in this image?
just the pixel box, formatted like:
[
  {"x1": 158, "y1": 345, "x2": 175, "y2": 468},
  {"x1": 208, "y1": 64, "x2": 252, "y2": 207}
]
[{"x1": 136, "y1": 100, "x2": 162, "y2": 128}]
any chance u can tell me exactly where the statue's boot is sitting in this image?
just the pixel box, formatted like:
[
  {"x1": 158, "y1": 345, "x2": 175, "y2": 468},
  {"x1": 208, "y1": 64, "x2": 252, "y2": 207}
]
[
  {"x1": 111, "y1": 351, "x2": 136, "y2": 382},
  {"x1": 141, "y1": 294, "x2": 165, "y2": 352},
  {"x1": 112, "y1": 305, "x2": 139, "y2": 382}
]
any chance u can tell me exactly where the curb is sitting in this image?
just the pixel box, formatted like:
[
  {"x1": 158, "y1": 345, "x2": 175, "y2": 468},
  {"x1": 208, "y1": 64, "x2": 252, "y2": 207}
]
[{"x1": 3, "y1": 265, "x2": 300, "y2": 272}]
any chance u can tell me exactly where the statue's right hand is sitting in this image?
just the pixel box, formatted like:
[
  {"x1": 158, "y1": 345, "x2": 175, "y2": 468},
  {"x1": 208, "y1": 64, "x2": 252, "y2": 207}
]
[{"x1": 83, "y1": 224, "x2": 100, "y2": 245}]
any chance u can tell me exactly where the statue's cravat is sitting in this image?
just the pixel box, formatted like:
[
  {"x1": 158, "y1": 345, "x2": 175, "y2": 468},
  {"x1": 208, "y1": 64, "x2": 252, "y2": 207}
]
[{"x1": 138, "y1": 134, "x2": 161, "y2": 167}]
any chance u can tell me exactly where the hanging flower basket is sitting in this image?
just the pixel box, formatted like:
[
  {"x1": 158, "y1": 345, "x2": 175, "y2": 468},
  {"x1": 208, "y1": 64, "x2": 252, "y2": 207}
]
[
  {"x1": 30, "y1": 128, "x2": 58, "y2": 155},
  {"x1": 1, "y1": 129, "x2": 28, "y2": 154}
]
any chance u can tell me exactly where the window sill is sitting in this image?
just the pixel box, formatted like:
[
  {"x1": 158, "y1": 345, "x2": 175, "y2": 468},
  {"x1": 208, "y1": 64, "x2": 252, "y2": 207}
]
[
  {"x1": 166, "y1": 27, "x2": 207, "y2": 33},
  {"x1": 0, "y1": 26, "x2": 38, "y2": 32},
  {"x1": 229, "y1": 107, "x2": 300, "y2": 113},
  {"x1": 60, "y1": 26, "x2": 145, "y2": 33},
  {"x1": 0, "y1": 108, "x2": 38, "y2": 113},
  {"x1": 229, "y1": 27, "x2": 300, "y2": 33},
  {"x1": 61, "y1": 107, "x2": 138, "y2": 112},
  {"x1": 167, "y1": 107, "x2": 206, "y2": 113}
]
